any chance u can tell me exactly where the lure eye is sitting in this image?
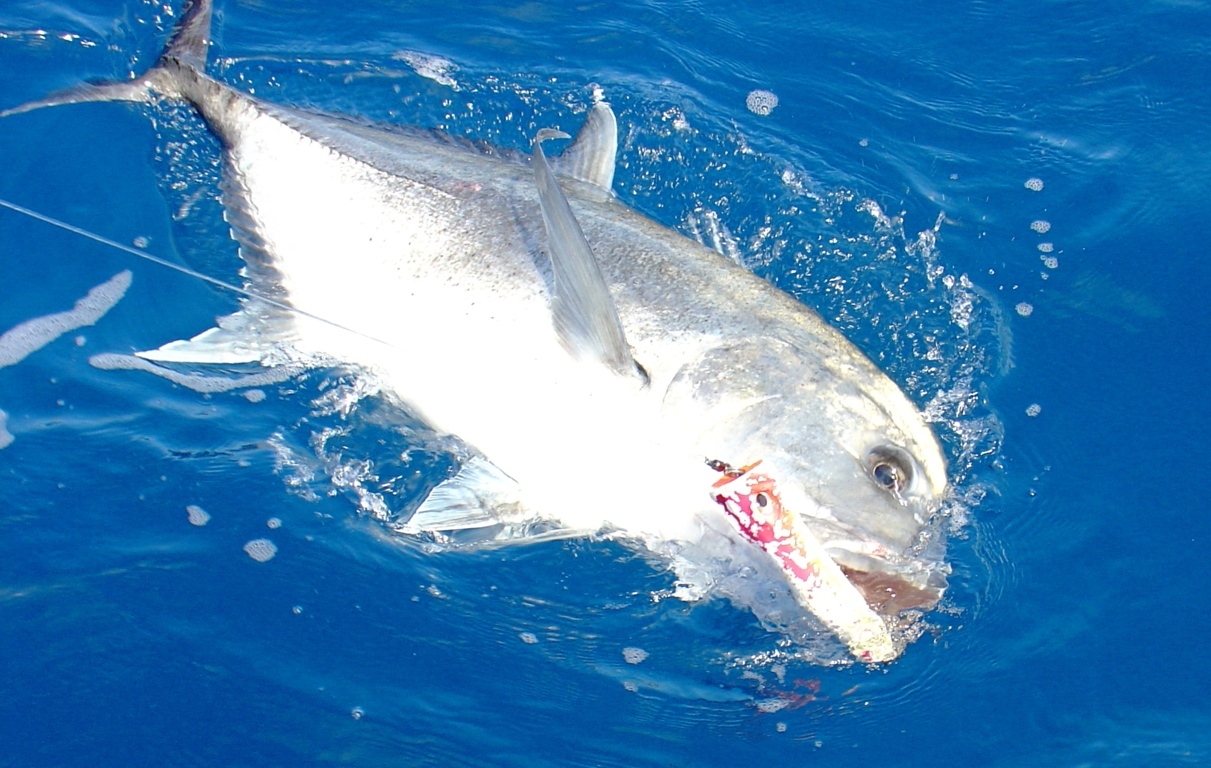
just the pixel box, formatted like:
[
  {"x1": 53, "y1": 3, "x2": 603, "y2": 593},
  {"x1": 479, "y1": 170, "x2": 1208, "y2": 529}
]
[
  {"x1": 754, "y1": 493, "x2": 768, "y2": 508},
  {"x1": 867, "y1": 446, "x2": 914, "y2": 495}
]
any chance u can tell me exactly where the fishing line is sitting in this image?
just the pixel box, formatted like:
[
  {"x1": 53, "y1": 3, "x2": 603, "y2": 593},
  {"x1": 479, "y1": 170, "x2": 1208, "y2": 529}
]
[{"x1": 0, "y1": 196, "x2": 392, "y2": 348}]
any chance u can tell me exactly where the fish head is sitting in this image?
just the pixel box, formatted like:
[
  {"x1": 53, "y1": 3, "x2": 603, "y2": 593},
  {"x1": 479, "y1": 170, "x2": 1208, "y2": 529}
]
[{"x1": 663, "y1": 334, "x2": 950, "y2": 616}]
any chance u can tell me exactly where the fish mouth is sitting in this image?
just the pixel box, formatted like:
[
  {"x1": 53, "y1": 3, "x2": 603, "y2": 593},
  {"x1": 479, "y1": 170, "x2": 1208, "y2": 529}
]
[
  {"x1": 752, "y1": 463, "x2": 951, "y2": 616},
  {"x1": 839, "y1": 565, "x2": 948, "y2": 614},
  {"x1": 826, "y1": 547, "x2": 950, "y2": 614},
  {"x1": 708, "y1": 457, "x2": 949, "y2": 662}
]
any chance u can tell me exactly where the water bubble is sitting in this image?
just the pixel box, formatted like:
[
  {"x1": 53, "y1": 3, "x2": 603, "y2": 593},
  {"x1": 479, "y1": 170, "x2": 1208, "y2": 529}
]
[
  {"x1": 132, "y1": 236, "x2": 149, "y2": 248},
  {"x1": 518, "y1": 631, "x2": 538, "y2": 644},
  {"x1": 186, "y1": 504, "x2": 210, "y2": 526},
  {"x1": 350, "y1": 706, "x2": 364, "y2": 720},
  {"x1": 662, "y1": 106, "x2": 691, "y2": 132},
  {"x1": 1041, "y1": 256, "x2": 1058, "y2": 269},
  {"x1": 243, "y1": 388, "x2": 266, "y2": 403},
  {"x1": 1026, "y1": 403, "x2": 1042, "y2": 417},
  {"x1": 1024, "y1": 177, "x2": 1044, "y2": 191},
  {"x1": 243, "y1": 538, "x2": 277, "y2": 562},
  {"x1": 1037, "y1": 242, "x2": 1053, "y2": 253},
  {"x1": 74, "y1": 335, "x2": 86, "y2": 346},
  {"x1": 622, "y1": 681, "x2": 639, "y2": 693},
  {"x1": 757, "y1": 698, "x2": 790, "y2": 713},
  {"x1": 622, "y1": 647, "x2": 649, "y2": 665},
  {"x1": 1030, "y1": 220, "x2": 1051, "y2": 233},
  {"x1": 266, "y1": 517, "x2": 282, "y2": 529},
  {"x1": 776, "y1": 722, "x2": 788, "y2": 733},
  {"x1": 1015, "y1": 302, "x2": 1034, "y2": 317},
  {"x1": 292, "y1": 605, "x2": 303, "y2": 615},
  {"x1": 745, "y1": 89, "x2": 779, "y2": 116}
]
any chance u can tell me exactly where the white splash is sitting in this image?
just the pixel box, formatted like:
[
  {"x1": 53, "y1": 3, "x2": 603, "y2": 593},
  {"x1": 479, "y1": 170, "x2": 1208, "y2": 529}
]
[
  {"x1": 393, "y1": 50, "x2": 458, "y2": 88},
  {"x1": 0, "y1": 271, "x2": 131, "y2": 449},
  {"x1": 622, "y1": 647, "x2": 649, "y2": 665},
  {"x1": 186, "y1": 504, "x2": 211, "y2": 526},
  {"x1": 0, "y1": 271, "x2": 131, "y2": 369},
  {"x1": 756, "y1": 698, "x2": 790, "y2": 713},
  {"x1": 89, "y1": 353, "x2": 301, "y2": 392},
  {"x1": 684, "y1": 207, "x2": 742, "y2": 265},
  {"x1": 745, "y1": 89, "x2": 779, "y2": 116},
  {"x1": 0, "y1": 409, "x2": 12, "y2": 450},
  {"x1": 243, "y1": 538, "x2": 278, "y2": 562}
]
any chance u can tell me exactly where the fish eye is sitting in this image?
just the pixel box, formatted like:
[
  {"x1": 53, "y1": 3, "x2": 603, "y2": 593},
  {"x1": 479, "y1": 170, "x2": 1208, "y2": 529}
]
[
  {"x1": 866, "y1": 446, "x2": 914, "y2": 495},
  {"x1": 755, "y1": 493, "x2": 768, "y2": 507},
  {"x1": 872, "y1": 461, "x2": 901, "y2": 491}
]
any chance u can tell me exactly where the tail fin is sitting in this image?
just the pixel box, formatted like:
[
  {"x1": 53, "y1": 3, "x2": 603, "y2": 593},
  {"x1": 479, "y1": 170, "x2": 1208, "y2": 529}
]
[
  {"x1": 159, "y1": 0, "x2": 213, "y2": 72},
  {"x1": 1, "y1": 0, "x2": 212, "y2": 118}
]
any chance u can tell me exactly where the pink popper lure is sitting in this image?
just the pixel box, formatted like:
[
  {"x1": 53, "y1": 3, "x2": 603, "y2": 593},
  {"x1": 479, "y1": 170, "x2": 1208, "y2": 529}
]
[{"x1": 710, "y1": 460, "x2": 898, "y2": 663}]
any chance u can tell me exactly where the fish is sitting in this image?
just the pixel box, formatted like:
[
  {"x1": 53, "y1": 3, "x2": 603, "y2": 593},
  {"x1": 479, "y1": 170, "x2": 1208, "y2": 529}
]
[{"x1": 3, "y1": 0, "x2": 950, "y2": 662}]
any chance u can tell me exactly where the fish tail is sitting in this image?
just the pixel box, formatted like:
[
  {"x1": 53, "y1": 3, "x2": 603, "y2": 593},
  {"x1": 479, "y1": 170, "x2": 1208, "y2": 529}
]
[{"x1": 1, "y1": 0, "x2": 212, "y2": 118}]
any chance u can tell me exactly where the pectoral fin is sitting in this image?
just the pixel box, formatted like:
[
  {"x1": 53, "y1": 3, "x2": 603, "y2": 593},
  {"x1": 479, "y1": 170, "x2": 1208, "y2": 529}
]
[
  {"x1": 404, "y1": 455, "x2": 527, "y2": 533},
  {"x1": 532, "y1": 128, "x2": 645, "y2": 382},
  {"x1": 136, "y1": 299, "x2": 297, "y2": 364}
]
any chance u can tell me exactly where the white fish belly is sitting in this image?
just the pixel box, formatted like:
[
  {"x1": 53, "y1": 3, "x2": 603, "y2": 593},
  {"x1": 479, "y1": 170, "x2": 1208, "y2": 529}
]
[{"x1": 229, "y1": 113, "x2": 713, "y2": 539}]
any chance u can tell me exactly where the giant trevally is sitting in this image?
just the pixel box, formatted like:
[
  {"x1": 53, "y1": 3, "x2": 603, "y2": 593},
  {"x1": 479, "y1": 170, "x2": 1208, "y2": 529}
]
[{"x1": 3, "y1": 0, "x2": 951, "y2": 662}]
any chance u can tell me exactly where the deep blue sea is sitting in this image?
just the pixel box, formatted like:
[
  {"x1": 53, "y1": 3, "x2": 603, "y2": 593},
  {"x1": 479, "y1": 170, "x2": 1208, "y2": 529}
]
[{"x1": 2, "y1": 0, "x2": 1209, "y2": 765}]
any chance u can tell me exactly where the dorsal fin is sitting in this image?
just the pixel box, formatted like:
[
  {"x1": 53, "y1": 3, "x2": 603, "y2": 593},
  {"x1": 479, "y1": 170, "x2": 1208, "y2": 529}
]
[
  {"x1": 532, "y1": 129, "x2": 645, "y2": 383},
  {"x1": 554, "y1": 101, "x2": 618, "y2": 192}
]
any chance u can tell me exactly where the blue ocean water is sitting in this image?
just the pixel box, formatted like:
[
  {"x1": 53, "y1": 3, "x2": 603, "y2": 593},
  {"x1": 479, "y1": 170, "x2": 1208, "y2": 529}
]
[{"x1": 1, "y1": 0, "x2": 1208, "y2": 765}]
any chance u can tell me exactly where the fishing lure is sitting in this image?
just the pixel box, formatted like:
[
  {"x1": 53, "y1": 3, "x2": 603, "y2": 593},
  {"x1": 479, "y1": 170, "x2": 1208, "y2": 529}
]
[{"x1": 710, "y1": 459, "x2": 898, "y2": 663}]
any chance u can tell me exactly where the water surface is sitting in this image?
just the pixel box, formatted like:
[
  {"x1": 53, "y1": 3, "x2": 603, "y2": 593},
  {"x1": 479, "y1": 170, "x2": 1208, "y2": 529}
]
[{"x1": 1, "y1": 0, "x2": 1208, "y2": 765}]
